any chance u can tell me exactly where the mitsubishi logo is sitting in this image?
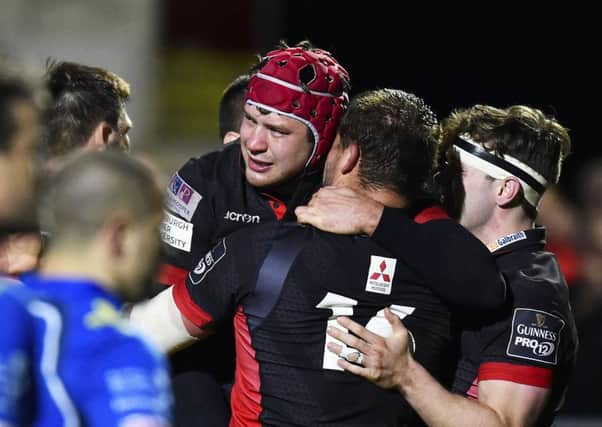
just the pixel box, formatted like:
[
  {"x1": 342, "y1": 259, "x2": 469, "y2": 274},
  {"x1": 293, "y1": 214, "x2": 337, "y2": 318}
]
[{"x1": 370, "y1": 260, "x2": 391, "y2": 282}]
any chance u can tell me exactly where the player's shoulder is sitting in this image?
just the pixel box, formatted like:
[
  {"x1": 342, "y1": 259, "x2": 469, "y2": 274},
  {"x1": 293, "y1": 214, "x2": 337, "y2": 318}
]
[
  {"x1": 165, "y1": 144, "x2": 242, "y2": 221},
  {"x1": 177, "y1": 142, "x2": 241, "y2": 182},
  {"x1": 0, "y1": 282, "x2": 34, "y2": 307},
  {"x1": 210, "y1": 222, "x2": 309, "y2": 270},
  {"x1": 227, "y1": 219, "x2": 289, "y2": 244},
  {"x1": 508, "y1": 250, "x2": 568, "y2": 307}
]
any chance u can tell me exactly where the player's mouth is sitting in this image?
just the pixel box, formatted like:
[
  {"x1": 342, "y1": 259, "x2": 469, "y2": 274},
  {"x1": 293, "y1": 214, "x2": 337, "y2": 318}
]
[{"x1": 247, "y1": 157, "x2": 273, "y2": 172}]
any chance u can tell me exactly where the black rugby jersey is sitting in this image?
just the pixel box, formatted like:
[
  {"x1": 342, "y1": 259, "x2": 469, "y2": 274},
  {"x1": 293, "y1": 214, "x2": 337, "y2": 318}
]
[
  {"x1": 452, "y1": 228, "x2": 578, "y2": 426},
  {"x1": 160, "y1": 142, "x2": 291, "y2": 288},
  {"x1": 175, "y1": 222, "x2": 460, "y2": 427},
  {"x1": 371, "y1": 206, "x2": 507, "y2": 310},
  {"x1": 159, "y1": 141, "x2": 316, "y2": 427}
]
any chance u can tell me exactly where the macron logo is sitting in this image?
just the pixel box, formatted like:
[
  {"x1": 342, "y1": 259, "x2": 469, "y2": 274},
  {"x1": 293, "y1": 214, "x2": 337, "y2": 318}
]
[{"x1": 223, "y1": 210, "x2": 260, "y2": 224}]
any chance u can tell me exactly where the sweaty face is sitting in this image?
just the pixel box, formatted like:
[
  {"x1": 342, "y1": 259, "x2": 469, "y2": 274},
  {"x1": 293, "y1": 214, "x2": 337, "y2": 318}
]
[
  {"x1": 458, "y1": 163, "x2": 498, "y2": 233},
  {"x1": 239, "y1": 104, "x2": 313, "y2": 188}
]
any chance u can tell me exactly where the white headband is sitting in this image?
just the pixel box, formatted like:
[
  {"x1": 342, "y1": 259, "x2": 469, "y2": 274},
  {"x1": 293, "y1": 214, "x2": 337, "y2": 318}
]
[{"x1": 453, "y1": 133, "x2": 548, "y2": 208}]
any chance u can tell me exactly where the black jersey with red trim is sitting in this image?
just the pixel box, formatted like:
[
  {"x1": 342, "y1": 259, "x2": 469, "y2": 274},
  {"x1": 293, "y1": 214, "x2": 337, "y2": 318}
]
[
  {"x1": 452, "y1": 228, "x2": 578, "y2": 426},
  {"x1": 174, "y1": 222, "x2": 460, "y2": 427},
  {"x1": 160, "y1": 141, "x2": 320, "y2": 427},
  {"x1": 160, "y1": 141, "x2": 290, "y2": 287}
]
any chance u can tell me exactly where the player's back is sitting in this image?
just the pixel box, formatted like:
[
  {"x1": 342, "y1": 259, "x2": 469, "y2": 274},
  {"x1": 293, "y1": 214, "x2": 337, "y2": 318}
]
[
  {"x1": 19, "y1": 273, "x2": 172, "y2": 427},
  {"x1": 211, "y1": 223, "x2": 458, "y2": 426}
]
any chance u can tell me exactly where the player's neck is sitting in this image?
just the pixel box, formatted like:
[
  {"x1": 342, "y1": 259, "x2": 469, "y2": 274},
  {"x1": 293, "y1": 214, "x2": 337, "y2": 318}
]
[
  {"x1": 264, "y1": 170, "x2": 321, "y2": 204},
  {"x1": 370, "y1": 189, "x2": 408, "y2": 209},
  {"x1": 39, "y1": 246, "x2": 115, "y2": 291},
  {"x1": 471, "y1": 208, "x2": 533, "y2": 247}
]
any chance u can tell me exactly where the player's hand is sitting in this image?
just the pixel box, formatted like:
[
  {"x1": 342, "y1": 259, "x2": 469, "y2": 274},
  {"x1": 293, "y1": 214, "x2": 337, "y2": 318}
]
[
  {"x1": 326, "y1": 308, "x2": 412, "y2": 391},
  {"x1": 295, "y1": 186, "x2": 383, "y2": 236}
]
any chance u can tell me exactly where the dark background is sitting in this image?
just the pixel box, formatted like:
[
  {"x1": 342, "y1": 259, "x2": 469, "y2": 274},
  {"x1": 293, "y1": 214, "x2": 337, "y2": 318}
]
[{"x1": 164, "y1": 1, "x2": 600, "y2": 199}]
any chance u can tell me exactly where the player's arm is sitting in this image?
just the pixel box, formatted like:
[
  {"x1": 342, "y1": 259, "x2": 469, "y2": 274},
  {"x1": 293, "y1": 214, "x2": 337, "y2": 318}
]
[
  {"x1": 393, "y1": 356, "x2": 548, "y2": 427},
  {"x1": 131, "y1": 237, "x2": 242, "y2": 353},
  {"x1": 327, "y1": 310, "x2": 549, "y2": 427},
  {"x1": 295, "y1": 186, "x2": 383, "y2": 236},
  {"x1": 129, "y1": 286, "x2": 207, "y2": 353},
  {"x1": 374, "y1": 206, "x2": 506, "y2": 310},
  {"x1": 296, "y1": 186, "x2": 506, "y2": 310}
]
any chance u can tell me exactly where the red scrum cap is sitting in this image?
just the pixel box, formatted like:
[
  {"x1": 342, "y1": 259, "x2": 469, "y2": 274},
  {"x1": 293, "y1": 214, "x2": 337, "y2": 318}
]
[{"x1": 246, "y1": 46, "x2": 350, "y2": 171}]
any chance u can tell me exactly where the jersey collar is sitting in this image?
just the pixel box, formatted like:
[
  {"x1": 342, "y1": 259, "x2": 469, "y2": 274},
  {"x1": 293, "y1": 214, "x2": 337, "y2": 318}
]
[{"x1": 487, "y1": 227, "x2": 547, "y2": 255}]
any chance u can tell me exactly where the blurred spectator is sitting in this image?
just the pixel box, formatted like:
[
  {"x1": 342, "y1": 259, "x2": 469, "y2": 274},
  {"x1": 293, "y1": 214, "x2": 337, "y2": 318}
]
[
  {"x1": 561, "y1": 159, "x2": 602, "y2": 416},
  {"x1": 1, "y1": 152, "x2": 173, "y2": 425},
  {"x1": 0, "y1": 60, "x2": 46, "y2": 277},
  {"x1": 1, "y1": 60, "x2": 134, "y2": 276},
  {"x1": 537, "y1": 186, "x2": 582, "y2": 285},
  {"x1": 44, "y1": 60, "x2": 132, "y2": 164}
]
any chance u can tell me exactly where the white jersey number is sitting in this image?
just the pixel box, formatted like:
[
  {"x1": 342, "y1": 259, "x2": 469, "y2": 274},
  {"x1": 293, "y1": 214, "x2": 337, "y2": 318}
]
[{"x1": 315, "y1": 292, "x2": 415, "y2": 370}]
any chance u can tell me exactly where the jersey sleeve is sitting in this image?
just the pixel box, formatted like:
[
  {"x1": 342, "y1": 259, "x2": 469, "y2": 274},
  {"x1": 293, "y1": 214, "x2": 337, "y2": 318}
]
[
  {"x1": 159, "y1": 158, "x2": 217, "y2": 288},
  {"x1": 172, "y1": 235, "x2": 247, "y2": 331},
  {"x1": 80, "y1": 339, "x2": 173, "y2": 427},
  {"x1": 371, "y1": 206, "x2": 507, "y2": 310},
  {"x1": 0, "y1": 291, "x2": 34, "y2": 426},
  {"x1": 476, "y1": 270, "x2": 571, "y2": 388}
]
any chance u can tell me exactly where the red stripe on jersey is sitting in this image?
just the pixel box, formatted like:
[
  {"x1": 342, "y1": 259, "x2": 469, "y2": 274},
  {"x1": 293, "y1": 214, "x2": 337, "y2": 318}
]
[
  {"x1": 172, "y1": 278, "x2": 213, "y2": 327},
  {"x1": 157, "y1": 264, "x2": 188, "y2": 287},
  {"x1": 261, "y1": 193, "x2": 287, "y2": 220},
  {"x1": 413, "y1": 206, "x2": 450, "y2": 224},
  {"x1": 478, "y1": 362, "x2": 553, "y2": 388},
  {"x1": 230, "y1": 306, "x2": 262, "y2": 427}
]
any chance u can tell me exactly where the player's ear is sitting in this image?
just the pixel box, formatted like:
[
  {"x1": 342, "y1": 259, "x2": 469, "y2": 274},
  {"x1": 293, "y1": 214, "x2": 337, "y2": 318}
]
[
  {"x1": 223, "y1": 131, "x2": 240, "y2": 145},
  {"x1": 86, "y1": 121, "x2": 114, "y2": 151},
  {"x1": 341, "y1": 143, "x2": 359, "y2": 175},
  {"x1": 496, "y1": 177, "x2": 522, "y2": 207}
]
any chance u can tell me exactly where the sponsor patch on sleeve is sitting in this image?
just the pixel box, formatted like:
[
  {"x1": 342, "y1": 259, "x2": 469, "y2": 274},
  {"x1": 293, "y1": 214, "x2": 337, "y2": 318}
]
[
  {"x1": 365, "y1": 255, "x2": 397, "y2": 295},
  {"x1": 165, "y1": 173, "x2": 202, "y2": 221},
  {"x1": 188, "y1": 239, "x2": 227, "y2": 285},
  {"x1": 160, "y1": 211, "x2": 193, "y2": 252},
  {"x1": 506, "y1": 308, "x2": 565, "y2": 365}
]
